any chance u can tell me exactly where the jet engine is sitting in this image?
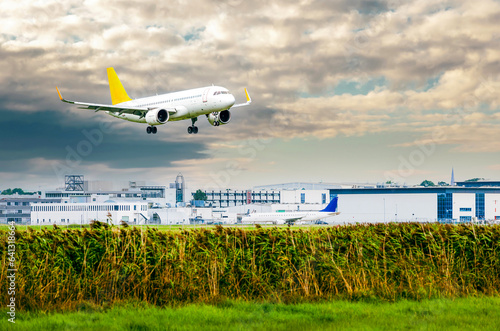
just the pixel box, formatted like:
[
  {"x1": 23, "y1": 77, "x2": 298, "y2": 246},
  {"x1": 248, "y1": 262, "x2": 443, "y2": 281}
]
[
  {"x1": 207, "y1": 110, "x2": 231, "y2": 126},
  {"x1": 145, "y1": 108, "x2": 169, "y2": 125}
]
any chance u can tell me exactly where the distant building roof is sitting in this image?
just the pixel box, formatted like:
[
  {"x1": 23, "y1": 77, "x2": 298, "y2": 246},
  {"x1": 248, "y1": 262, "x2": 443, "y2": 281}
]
[
  {"x1": 328, "y1": 186, "x2": 500, "y2": 194},
  {"x1": 455, "y1": 181, "x2": 500, "y2": 188},
  {"x1": 253, "y1": 182, "x2": 342, "y2": 190}
]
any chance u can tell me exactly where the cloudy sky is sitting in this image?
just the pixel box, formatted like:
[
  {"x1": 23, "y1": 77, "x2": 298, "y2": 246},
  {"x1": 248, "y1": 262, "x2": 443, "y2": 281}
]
[{"x1": 1, "y1": 0, "x2": 499, "y2": 191}]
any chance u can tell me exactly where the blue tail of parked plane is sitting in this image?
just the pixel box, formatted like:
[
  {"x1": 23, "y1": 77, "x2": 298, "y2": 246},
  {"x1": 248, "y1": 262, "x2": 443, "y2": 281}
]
[{"x1": 320, "y1": 197, "x2": 338, "y2": 213}]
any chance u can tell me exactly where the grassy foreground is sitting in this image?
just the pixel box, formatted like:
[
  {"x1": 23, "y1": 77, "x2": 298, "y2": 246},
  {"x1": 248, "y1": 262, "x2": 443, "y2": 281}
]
[
  {"x1": 2, "y1": 222, "x2": 500, "y2": 310},
  {"x1": 3, "y1": 297, "x2": 500, "y2": 330}
]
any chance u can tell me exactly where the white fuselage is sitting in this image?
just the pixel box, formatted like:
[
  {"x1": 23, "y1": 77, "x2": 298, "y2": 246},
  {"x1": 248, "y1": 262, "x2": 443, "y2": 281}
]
[
  {"x1": 241, "y1": 211, "x2": 339, "y2": 225},
  {"x1": 108, "y1": 86, "x2": 235, "y2": 123}
]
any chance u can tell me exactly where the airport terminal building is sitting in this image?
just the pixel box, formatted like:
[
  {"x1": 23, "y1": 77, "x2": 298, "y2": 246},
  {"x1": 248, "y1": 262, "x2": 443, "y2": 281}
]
[
  {"x1": 31, "y1": 202, "x2": 149, "y2": 225},
  {"x1": 201, "y1": 182, "x2": 500, "y2": 224},
  {"x1": 327, "y1": 186, "x2": 500, "y2": 223},
  {"x1": 0, "y1": 196, "x2": 61, "y2": 224},
  {"x1": 2, "y1": 176, "x2": 500, "y2": 225}
]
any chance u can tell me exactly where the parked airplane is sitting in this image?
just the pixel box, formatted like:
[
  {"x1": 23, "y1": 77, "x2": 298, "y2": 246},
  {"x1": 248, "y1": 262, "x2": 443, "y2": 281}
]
[
  {"x1": 56, "y1": 67, "x2": 251, "y2": 134},
  {"x1": 241, "y1": 197, "x2": 340, "y2": 225}
]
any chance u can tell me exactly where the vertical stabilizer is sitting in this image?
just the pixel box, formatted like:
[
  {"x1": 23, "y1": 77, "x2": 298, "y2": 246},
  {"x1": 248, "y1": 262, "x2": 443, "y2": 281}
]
[
  {"x1": 320, "y1": 197, "x2": 338, "y2": 213},
  {"x1": 107, "y1": 67, "x2": 132, "y2": 105}
]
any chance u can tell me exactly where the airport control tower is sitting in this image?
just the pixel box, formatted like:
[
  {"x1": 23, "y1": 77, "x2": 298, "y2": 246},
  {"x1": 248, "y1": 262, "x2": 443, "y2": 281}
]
[{"x1": 175, "y1": 173, "x2": 185, "y2": 203}]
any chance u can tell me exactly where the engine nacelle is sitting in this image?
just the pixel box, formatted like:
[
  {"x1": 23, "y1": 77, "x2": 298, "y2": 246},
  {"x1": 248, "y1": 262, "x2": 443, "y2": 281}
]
[
  {"x1": 145, "y1": 108, "x2": 169, "y2": 125},
  {"x1": 207, "y1": 110, "x2": 231, "y2": 126}
]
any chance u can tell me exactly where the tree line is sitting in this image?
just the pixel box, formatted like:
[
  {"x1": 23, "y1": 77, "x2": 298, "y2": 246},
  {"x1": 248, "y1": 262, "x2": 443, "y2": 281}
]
[{"x1": 1, "y1": 188, "x2": 38, "y2": 195}]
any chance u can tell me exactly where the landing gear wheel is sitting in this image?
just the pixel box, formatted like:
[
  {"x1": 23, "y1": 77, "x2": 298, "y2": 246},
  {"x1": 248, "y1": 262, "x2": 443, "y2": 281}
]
[
  {"x1": 146, "y1": 126, "x2": 152, "y2": 134},
  {"x1": 152, "y1": 126, "x2": 157, "y2": 134},
  {"x1": 189, "y1": 117, "x2": 198, "y2": 134}
]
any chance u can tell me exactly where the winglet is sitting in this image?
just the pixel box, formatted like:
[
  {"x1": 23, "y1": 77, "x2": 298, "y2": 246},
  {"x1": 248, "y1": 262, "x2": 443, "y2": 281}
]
[
  {"x1": 56, "y1": 87, "x2": 63, "y2": 100},
  {"x1": 231, "y1": 88, "x2": 252, "y2": 108},
  {"x1": 244, "y1": 88, "x2": 251, "y2": 103}
]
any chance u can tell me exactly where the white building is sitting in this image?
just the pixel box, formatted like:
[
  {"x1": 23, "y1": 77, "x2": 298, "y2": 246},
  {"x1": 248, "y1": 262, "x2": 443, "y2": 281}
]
[
  {"x1": 329, "y1": 193, "x2": 436, "y2": 223},
  {"x1": 31, "y1": 202, "x2": 148, "y2": 225},
  {"x1": 214, "y1": 186, "x2": 500, "y2": 224},
  {"x1": 1, "y1": 195, "x2": 60, "y2": 224},
  {"x1": 280, "y1": 189, "x2": 329, "y2": 205},
  {"x1": 329, "y1": 187, "x2": 500, "y2": 223},
  {"x1": 149, "y1": 207, "x2": 215, "y2": 225}
]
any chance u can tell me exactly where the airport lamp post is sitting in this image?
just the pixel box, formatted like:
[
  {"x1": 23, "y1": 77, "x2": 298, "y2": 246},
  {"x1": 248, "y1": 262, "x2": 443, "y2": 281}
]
[{"x1": 383, "y1": 198, "x2": 386, "y2": 222}]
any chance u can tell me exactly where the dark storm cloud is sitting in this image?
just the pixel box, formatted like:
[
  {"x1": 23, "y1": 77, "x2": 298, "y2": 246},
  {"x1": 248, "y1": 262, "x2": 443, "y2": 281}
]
[{"x1": 0, "y1": 107, "x2": 208, "y2": 170}]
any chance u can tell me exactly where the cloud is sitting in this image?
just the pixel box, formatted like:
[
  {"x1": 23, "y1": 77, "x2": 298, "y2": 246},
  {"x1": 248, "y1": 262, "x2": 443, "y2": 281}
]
[
  {"x1": 0, "y1": 108, "x2": 209, "y2": 175},
  {"x1": 0, "y1": 0, "x2": 499, "y2": 188}
]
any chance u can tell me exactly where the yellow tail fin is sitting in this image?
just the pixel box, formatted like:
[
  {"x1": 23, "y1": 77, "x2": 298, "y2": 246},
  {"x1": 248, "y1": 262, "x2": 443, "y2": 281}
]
[{"x1": 107, "y1": 67, "x2": 132, "y2": 105}]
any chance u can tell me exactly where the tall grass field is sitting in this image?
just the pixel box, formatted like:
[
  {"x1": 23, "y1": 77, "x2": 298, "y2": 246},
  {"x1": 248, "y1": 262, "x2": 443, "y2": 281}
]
[{"x1": 1, "y1": 222, "x2": 500, "y2": 311}]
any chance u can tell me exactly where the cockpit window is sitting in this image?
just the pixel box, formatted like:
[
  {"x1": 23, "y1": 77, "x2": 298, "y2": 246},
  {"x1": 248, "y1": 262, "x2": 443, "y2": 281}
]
[{"x1": 214, "y1": 91, "x2": 229, "y2": 95}]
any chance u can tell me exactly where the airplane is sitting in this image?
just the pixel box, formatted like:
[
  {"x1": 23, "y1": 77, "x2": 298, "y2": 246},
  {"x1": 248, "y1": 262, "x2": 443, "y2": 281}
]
[
  {"x1": 56, "y1": 67, "x2": 251, "y2": 134},
  {"x1": 241, "y1": 197, "x2": 340, "y2": 225}
]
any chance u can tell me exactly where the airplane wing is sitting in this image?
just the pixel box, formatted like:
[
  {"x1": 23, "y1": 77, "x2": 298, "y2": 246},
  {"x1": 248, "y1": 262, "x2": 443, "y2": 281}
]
[
  {"x1": 231, "y1": 88, "x2": 252, "y2": 108},
  {"x1": 56, "y1": 87, "x2": 177, "y2": 117}
]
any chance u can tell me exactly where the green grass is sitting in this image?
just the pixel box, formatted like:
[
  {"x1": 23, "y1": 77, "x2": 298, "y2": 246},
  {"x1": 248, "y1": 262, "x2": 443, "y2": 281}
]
[{"x1": 4, "y1": 297, "x2": 500, "y2": 330}]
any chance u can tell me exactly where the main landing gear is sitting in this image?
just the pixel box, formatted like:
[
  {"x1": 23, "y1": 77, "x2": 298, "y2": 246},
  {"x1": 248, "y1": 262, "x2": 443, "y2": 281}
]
[
  {"x1": 146, "y1": 126, "x2": 158, "y2": 134},
  {"x1": 188, "y1": 117, "x2": 198, "y2": 134}
]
